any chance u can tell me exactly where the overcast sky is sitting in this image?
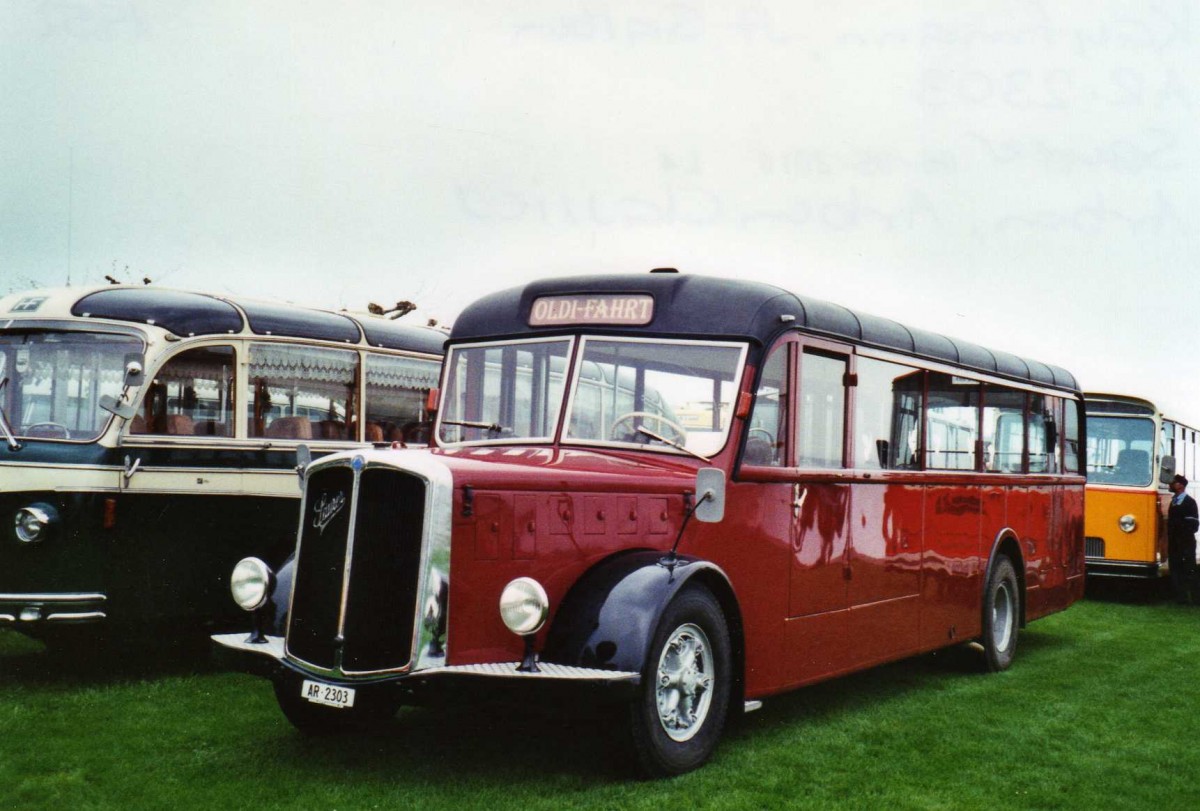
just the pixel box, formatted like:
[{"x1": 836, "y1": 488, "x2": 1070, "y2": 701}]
[{"x1": 3, "y1": 2, "x2": 1198, "y2": 417}]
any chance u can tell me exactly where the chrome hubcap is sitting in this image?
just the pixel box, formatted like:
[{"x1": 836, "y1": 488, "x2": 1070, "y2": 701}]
[
  {"x1": 992, "y1": 581, "x2": 1014, "y2": 651},
  {"x1": 655, "y1": 622, "x2": 714, "y2": 742}
]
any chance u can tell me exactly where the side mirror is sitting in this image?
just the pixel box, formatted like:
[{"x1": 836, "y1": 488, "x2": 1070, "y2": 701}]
[
  {"x1": 1160, "y1": 455, "x2": 1176, "y2": 485},
  {"x1": 123, "y1": 355, "x2": 145, "y2": 387},
  {"x1": 99, "y1": 394, "x2": 137, "y2": 420},
  {"x1": 693, "y1": 467, "x2": 725, "y2": 523}
]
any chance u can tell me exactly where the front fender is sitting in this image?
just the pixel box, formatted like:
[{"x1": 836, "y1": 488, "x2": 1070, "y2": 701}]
[
  {"x1": 543, "y1": 551, "x2": 732, "y2": 673},
  {"x1": 267, "y1": 553, "x2": 296, "y2": 635}
]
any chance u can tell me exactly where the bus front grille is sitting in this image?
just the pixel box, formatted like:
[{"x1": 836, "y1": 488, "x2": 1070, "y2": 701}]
[
  {"x1": 287, "y1": 464, "x2": 426, "y2": 674},
  {"x1": 1085, "y1": 536, "x2": 1105, "y2": 558}
]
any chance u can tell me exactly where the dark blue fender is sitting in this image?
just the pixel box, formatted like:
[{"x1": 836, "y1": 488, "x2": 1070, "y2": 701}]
[
  {"x1": 266, "y1": 553, "x2": 296, "y2": 635},
  {"x1": 543, "y1": 551, "x2": 744, "y2": 685}
]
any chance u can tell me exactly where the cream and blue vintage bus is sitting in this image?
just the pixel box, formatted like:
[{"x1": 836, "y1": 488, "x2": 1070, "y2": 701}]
[{"x1": 0, "y1": 285, "x2": 443, "y2": 643}]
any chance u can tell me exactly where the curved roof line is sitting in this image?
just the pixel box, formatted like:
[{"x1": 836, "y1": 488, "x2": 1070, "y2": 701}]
[
  {"x1": 67, "y1": 285, "x2": 446, "y2": 355},
  {"x1": 450, "y1": 272, "x2": 1080, "y2": 393}
]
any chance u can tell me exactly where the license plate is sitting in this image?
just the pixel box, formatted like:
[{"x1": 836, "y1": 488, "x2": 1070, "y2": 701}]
[{"x1": 301, "y1": 679, "x2": 356, "y2": 709}]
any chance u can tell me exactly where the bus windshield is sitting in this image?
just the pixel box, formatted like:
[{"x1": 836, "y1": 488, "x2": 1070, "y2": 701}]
[
  {"x1": 437, "y1": 336, "x2": 746, "y2": 457},
  {"x1": 564, "y1": 338, "x2": 745, "y2": 457},
  {"x1": 1086, "y1": 415, "x2": 1155, "y2": 486},
  {"x1": 0, "y1": 330, "x2": 144, "y2": 441}
]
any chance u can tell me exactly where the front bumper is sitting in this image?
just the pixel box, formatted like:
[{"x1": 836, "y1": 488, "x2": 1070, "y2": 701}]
[
  {"x1": 0, "y1": 592, "x2": 106, "y2": 626},
  {"x1": 1084, "y1": 558, "x2": 1164, "y2": 579},
  {"x1": 212, "y1": 632, "x2": 641, "y2": 698}
]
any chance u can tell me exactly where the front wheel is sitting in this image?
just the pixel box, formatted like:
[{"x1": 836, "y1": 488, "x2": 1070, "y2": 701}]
[
  {"x1": 981, "y1": 555, "x2": 1020, "y2": 672},
  {"x1": 626, "y1": 585, "x2": 732, "y2": 777}
]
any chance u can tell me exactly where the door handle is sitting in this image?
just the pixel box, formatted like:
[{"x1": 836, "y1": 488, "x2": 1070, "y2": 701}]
[
  {"x1": 122, "y1": 455, "x2": 141, "y2": 482},
  {"x1": 792, "y1": 484, "x2": 807, "y2": 518}
]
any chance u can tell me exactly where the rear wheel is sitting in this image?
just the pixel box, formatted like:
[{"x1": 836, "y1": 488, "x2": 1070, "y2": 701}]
[
  {"x1": 981, "y1": 555, "x2": 1020, "y2": 672},
  {"x1": 626, "y1": 585, "x2": 731, "y2": 777}
]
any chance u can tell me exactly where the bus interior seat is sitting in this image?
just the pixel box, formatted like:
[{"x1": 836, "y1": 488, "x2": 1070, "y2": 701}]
[
  {"x1": 317, "y1": 419, "x2": 346, "y2": 440},
  {"x1": 265, "y1": 416, "x2": 313, "y2": 440},
  {"x1": 164, "y1": 414, "x2": 195, "y2": 435},
  {"x1": 129, "y1": 414, "x2": 147, "y2": 433},
  {"x1": 1115, "y1": 449, "x2": 1149, "y2": 479},
  {"x1": 401, "y1": 421, "x2": 431, "y2": 446},
  {"x1": 193, "y1": 420, "x2": 227, "y2": 437}
]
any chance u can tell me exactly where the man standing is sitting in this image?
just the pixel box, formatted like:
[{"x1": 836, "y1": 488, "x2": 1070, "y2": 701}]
[{"x1": 1167, "y1": 474, "x2": 1199, "y2": 604}]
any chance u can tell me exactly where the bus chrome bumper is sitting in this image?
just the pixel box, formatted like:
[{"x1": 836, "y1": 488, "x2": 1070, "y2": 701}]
[
  {"x1": 212, "y1": 632, "x2": 641, "y2": 686},
  {"x1": 0, "y1": 592, "x2": 107, "y2": 625},
  {"x1": 1084, "y1": 558, "x2": 1164, "y2": 579}
]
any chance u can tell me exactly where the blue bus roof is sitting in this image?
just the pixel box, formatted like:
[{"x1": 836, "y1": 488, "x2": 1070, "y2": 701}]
[
  {"x1": 450, "y1": 272, "x2": 1079, "y2": 393},
  {"x1": 70, "y1": 287, "x2": 446, "y2": 355}
]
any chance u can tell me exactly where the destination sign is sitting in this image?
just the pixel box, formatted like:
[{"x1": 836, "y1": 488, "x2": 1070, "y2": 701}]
[{"x1": 529, "y1": 294, "x2": 654, "y2": 327}]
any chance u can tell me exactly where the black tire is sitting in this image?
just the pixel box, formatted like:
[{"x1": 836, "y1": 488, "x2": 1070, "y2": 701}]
[
  {"x1": 273, "y1": 676, "x2": 401, "y2": 735},
  {"x1": 626, "y1": 585, "x2": 732, "y2": 777},
  {"x1": 981, "y1": 555, "x2": 1020, "y2": 672}
]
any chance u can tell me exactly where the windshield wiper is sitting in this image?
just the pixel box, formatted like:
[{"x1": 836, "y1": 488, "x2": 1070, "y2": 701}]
[
  {"x1": 0, "y1": 378, "x2": 22, "y2": 451},
  {"x1": 441, "y1": 419, "x2": 509, "y2": 437},
  {"x1": 635, "y1": 425, "x2": 709, "y2": 462}
]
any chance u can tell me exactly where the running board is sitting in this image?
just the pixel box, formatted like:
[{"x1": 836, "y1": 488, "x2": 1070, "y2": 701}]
[{"x1": 744, "y1": 700, "x2": 763, "y2": 713}]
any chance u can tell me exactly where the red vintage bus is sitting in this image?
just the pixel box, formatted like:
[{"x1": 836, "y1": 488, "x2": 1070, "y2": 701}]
[{"x1": 215, "y1": 270, "x2": 1086, "y2": 776}]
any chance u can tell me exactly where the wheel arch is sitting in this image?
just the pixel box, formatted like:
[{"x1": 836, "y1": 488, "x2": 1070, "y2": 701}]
[
  {"x1": 985, "y1": 528, "x2": 1026, "y2": 628},
  {"x1": 542, "y1": 550, "x2": 744, "y2": 701}
]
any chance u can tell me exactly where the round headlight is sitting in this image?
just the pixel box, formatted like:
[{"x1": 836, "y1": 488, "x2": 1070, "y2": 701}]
[
  {"x1": 1118, "y1": 514, "x2": 1137, "y2": 533},
  {"x1": 230, "y1": 557, "x2": 273, "y2": 611},
  {"x1": 499, "y1": 577, "x2": 549, "y2": 636},
  {"x1": 14, "y1": 505, "x2": 53, "y2": 543}
]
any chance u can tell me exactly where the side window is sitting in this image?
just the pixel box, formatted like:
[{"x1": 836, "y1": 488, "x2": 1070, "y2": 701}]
[
  {"x1": 364, "y1": 354, "x2": 441, "y2": 444},
  {"x1": 133, "y1": 345, "x2": 235, "y2": 437},
  {"x1": 855, "y1": 357, "x2": 922, "y2": 470},
  {"x1": 982, "y1": 386, "x2": 1025, "y2": 473},
  {"x1": 1029, "y1": 395, "x2": 1059, "y2": 474},
  {"x1": 798, "y1": 350, "x2": 846, "y2": 469},
  {"x1": 1062, "y1": 397, "x2": 1081, "y2": 474},
  {"x1": 744, "y1": 344, "x2": 788, "y2": 467},
  {"x1": 247, "y1": 344, "x2": 359, "y2": 441},
  {"x1": 926, "y1": 373, "x2": 979, "y2": 471}
]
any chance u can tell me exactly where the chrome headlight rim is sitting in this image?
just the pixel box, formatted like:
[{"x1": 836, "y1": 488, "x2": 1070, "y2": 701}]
[
  {"x1": 499, "y1": 576, "x2": 549, "y2": 636},
  {"x1": 14, "y1": 503, "x2": 56, "y2": 544},
  {"x1": 230, "y1": 556, "x2": 274, "y2": 612},
  {"x1": 1118, "y1": 514, "x2": 1137, "y2": 534}
]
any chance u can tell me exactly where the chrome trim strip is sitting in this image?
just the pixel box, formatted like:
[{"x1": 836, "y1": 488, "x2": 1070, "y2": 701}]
[
  {"x1": 0, "y1": 592, "x2": 106, "y2": 602},
  {"x1": 333, "y1": 458, "x2": 365, "y2": 669},
  {"x1": 45, "y1": 611, "x2": 106, "y2": 622}
]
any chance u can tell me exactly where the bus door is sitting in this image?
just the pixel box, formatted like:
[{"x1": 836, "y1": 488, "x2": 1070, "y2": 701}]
[
  {"x1": 847, "y1": 356, "x2": 924, "y2": 666},
  {"x1": 787, "y1": 342, "x2": 853, "y2": 680},
  {"x1": 920, "y1": 372, "x2": 984, "y2": 648},
  {"x1": 115, "y1": 344, "x2": 249, "y2": 625}
]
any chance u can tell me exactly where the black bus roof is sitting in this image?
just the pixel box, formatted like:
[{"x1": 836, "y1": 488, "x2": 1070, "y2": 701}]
[
  {"x1": 69, "y1": 287, "x2": 447, "y2": 355},
  {"x1": 450, "y1": 271, "x2": 1080, "y2": 393}
]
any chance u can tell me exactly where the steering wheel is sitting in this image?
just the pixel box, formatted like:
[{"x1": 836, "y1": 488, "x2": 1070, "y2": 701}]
[
  {"x1": 25, "y1": 421, "x2": 72, "y2": 439},
  {"x1": 609, "y1": 411, "x2": 687, "y2": 445},
  {"x1": 748, "y1": 427, "x2": 774, "y2": 443}
]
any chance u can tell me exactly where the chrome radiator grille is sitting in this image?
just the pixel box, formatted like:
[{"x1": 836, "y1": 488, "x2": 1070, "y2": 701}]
[{"x1": 287, "y1": 463, "x2": 426, "y2": 674}]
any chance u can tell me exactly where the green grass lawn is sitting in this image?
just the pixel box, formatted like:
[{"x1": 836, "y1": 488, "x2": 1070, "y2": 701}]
[{"x1": 2, "y1": 590, "x2": 1198, "y2": 810}]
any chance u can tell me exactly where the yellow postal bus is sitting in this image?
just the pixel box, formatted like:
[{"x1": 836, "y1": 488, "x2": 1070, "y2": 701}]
[{"x1": 1084, "y1": 393, "x2": 1199, "y2": 579}]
